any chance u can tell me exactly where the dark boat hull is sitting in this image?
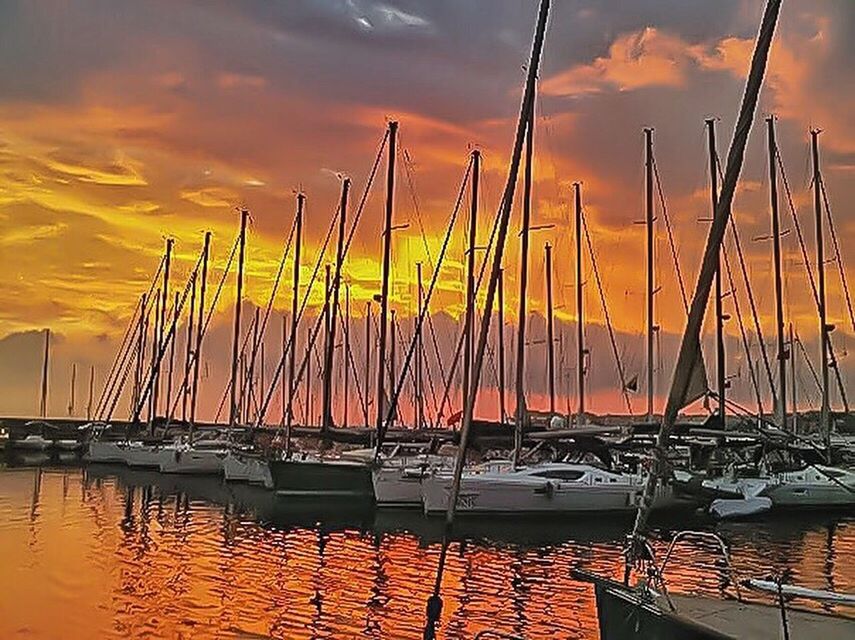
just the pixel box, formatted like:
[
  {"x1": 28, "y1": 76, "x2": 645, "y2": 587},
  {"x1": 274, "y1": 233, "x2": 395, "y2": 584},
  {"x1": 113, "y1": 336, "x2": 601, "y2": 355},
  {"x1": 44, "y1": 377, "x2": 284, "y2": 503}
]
[
  {"x1": 592, "y1": 581, "x2": 732, "y2": 640},
  {"x1": 268, "y1": 458, "x2": 374, "y2": 499}
]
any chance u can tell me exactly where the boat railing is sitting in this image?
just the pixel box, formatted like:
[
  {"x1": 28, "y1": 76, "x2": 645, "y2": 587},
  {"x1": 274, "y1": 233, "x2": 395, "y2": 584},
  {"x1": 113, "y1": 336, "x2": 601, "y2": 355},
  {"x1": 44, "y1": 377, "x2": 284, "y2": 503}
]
[{"x1": 657, "y1": 530, "x2": 744, "y2": 603}]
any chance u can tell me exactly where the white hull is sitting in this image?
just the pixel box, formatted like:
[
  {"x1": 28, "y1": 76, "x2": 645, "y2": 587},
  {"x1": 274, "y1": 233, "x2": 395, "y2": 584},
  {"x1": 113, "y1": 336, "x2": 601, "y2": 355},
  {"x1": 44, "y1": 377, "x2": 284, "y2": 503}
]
[
  {"x1": 223, "y1": 451, "x2": 273, "y2": 488},
  {"x1": 372, "y1": 466, "x2": 426, "y2": 507},
  {"x1": 159, "y1": 447, "x2": 226, "y2": 475},
  {"x1": 122, "y1": 443, "x2": 167, "y2": 468},
  {"x1": 422, "y1": 463, "x2": 681, "y2": 515},
  {"x1": 12, "y1": 435, "x2": 52, "y2": 451},
  {"x1": 703, "y1": 465, "x2": 855, "y2": 509},
  {"x1": 372, "y1": 456, "x2": 453, "y2": 507}
]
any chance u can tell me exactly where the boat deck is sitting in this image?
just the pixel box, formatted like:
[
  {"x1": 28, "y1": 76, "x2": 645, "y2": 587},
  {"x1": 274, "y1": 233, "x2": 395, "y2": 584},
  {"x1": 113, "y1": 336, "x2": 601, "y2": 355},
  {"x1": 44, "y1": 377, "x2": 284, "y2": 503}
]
[{"x1": 664, "y1": 593, "x2": 854, "y2": 639}]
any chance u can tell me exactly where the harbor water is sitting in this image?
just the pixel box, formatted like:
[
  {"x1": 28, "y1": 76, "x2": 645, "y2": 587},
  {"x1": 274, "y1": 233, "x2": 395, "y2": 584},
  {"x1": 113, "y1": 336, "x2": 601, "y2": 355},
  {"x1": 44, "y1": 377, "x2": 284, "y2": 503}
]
[{"x1": 1, "y1": 459, "x2": 853, "y2": 638}]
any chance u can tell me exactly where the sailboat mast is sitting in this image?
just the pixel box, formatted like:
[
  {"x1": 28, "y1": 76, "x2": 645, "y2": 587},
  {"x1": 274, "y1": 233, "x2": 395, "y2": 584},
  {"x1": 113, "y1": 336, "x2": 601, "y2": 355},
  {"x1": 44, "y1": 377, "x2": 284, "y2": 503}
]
[
  {"x1": 375, "y1": 120, "x2": 398, "y2": 437},
  {"x1": 790, "y1": 323, "x2": 798, "y2": 433},
  {"x1": 229, "y1": 209, "x2": 249, "y2": 428},
  {"x1": 462, "y1": 149, "x2": 480, "y2": 418},
  {"x1": 68, "y1": 363, "x2": 76, "y2": 416},
  {"x1": 152, "y1": 239, "x2": 173, "y2": 425},
  {"x1": 628, "y1": 0, "x2": 782, "y2": 555},
  {"x1": 811, "y1": 130, "x2": 831, "y2": 456},
  {"x1": 497, "y1": 268, "x2": 506, "y2": 424},
  {"x1": 513, "y1": 107, "x2": 535, "y2": 467},
  {"x1": 166, "y1": 291, "x2": 178, "y2": 422},
  {"x1": 190, "y1": 231, "x2": 210, "y2": 429},
  {"x1": 147, "y1": 289, "x2": 160, "y2": 426},
  {"x1": 248, "y1": 307, "x2": 260, "y2": 423},
  {"x1": 416, "y1": 262, "x2": 425, "y2": 429},
  {"x1": 707, "y1": 119, "x2": 726, "y2": 427},
  {"x1": 364, "y1": 302, "x2": 372, "y2": 427},
  {"x1": 767, "y1": 117, "x2": 787, "y2": 428},
  {"x1": 182, "y1": 267, "x2": 197, "y2": 422},
  {"x1": 305, "y1": 326, "x2": 312, "y2": 426},
  {"x1": 39, "y1": 328, "x2": 50, "y2": 418},
  {"x1": 574, "y1": 182, "x2": 585, "y2": 425},
  {"x1": 322, "y1": 179, "x2": 350, "y2": 434},
  {"x1": 133, "y1": 294, "x2": 145, "y2": 411},
  {"x1": 545, "y1": 243, "x2": 555, "y2": 413},
  {"x1": 87, "y1": 365, "x2": 95, "y2": 420},
  {"x1": 344, "y1": 284, "x2": 350, "y2": 429},
  {"x1": 285, "y1": 193, "x2": 304, "y2": 445},
  {"x1": 645, "y1": 128, "x2": 655, "y2": 421},
  {"x1": 323, "y1": 264, "x2": 331, "y2": 421}
]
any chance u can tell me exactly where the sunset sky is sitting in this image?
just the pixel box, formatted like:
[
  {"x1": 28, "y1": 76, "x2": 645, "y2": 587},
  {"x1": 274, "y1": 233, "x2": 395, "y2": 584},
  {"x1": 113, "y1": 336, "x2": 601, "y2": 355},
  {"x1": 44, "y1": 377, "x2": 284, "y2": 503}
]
[{"x1": 1, "y1": 0, "x2": 853, "y2": 421}]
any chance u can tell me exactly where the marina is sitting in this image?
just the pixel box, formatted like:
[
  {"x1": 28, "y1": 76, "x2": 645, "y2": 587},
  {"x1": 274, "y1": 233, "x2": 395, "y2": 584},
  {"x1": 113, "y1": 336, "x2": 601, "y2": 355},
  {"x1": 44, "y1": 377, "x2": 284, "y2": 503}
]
[
  {"x1": 2, "y1": 0, "x2": 855, "y2": 637},
  {"x1": 0, "y1": 461, "x2": 852, "y2": 639}
]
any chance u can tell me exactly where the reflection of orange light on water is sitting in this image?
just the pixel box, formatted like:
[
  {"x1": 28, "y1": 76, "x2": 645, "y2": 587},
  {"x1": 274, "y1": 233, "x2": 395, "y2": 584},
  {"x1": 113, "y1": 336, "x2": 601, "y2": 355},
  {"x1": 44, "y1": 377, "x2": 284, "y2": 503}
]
[{"x1": 1, "y1": 467, "x2": 854, "y2": 639}]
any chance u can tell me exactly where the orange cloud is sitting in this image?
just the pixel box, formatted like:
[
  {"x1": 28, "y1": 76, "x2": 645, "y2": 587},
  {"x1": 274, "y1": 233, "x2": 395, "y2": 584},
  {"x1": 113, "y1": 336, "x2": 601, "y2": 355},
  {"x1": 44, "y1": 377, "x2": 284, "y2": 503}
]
[{"x1": 542, "y1": 28, "x2": 694, "y2": 95}]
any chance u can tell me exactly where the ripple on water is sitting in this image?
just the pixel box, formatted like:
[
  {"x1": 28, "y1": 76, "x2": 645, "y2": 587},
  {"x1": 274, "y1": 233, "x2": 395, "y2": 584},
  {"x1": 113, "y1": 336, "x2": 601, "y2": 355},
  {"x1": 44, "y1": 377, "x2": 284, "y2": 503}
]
[{"x1": 0, "y1": 464, "x2": 853, "y2": 639}]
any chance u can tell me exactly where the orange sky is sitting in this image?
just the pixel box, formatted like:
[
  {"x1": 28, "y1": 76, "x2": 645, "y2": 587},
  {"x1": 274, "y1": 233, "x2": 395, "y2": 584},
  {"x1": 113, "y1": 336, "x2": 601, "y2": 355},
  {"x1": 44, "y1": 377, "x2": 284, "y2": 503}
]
[{"x1": 1, "y1": 0, "x2": 853, "y2": 421}]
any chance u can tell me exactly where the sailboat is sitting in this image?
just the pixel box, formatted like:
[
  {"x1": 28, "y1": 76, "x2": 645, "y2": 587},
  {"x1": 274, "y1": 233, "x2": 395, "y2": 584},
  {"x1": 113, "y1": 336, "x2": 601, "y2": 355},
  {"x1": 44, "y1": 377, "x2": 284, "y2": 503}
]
[
  {"x1": 267, "y1": 125, "x2": 396, "y2": 501},
  {"x1": 421, "y1": 460, "x2": 687, "y2": 515},
  {"x1": 579, "y1": 2, "x2": 855, "y2": 637}
]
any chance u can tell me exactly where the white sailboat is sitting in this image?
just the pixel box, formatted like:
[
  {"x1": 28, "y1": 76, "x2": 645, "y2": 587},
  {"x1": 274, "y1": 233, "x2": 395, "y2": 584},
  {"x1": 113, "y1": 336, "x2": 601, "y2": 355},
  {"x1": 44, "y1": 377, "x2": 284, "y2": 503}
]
[
  {"x1": 702, "y1": 464, "x2": 855, "y2": 509},
  {"x1": 421, "y1": 461, "x2": 685, "y2": 515}
]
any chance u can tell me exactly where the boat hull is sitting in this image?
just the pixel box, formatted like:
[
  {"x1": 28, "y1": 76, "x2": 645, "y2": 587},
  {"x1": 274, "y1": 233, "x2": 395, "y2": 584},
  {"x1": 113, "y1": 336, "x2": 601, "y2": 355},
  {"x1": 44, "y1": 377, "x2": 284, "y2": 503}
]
[
  {"x1": 591, "y1": 580, "x2": 732, "y2": 640},
  {"x1": 85, "y1": 441, "x2": 127, "y2": 463},
  {"x1": 269, "y1": 458, "x2": 374, "y2": 499},
  {"x1": 422, "y1": 472, "x2": 682, "y2": 515},
  {"x1": 11, "y1": 436, "x2": 52, "y2": 451},
  {"x1": 122, "y1": 444, "x2": 166, "y2": 468},
  {"x1": 224, "y1": 451, "x2": 273, "y2": 488},
  {"x1": 159, "y1": 448, "x2": 226, "y2": 475},
  {"x1": 372, "y1": 466, "x2": 426, "y2": 507}
]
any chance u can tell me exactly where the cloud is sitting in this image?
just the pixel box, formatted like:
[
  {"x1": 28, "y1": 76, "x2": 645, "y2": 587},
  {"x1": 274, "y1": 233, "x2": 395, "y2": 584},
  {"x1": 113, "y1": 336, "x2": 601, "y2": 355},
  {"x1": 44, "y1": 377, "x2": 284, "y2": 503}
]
[
  {"x1": 180, "y1": 187, "x2": 238, "y2": 208},
  {"x1": 542, "y1": 28, "x2": 693, "y2": 95}
]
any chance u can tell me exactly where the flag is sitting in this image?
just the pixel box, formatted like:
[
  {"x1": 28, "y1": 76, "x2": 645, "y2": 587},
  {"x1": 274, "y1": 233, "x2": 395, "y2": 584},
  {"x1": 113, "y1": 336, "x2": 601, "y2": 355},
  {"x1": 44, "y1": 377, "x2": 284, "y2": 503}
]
[
  {"x1": 624, "y1": 374, "x2": 639, "y2": 393},
  {"x1": 447, "y1": 409, "x2": 463, "y2": 426}
]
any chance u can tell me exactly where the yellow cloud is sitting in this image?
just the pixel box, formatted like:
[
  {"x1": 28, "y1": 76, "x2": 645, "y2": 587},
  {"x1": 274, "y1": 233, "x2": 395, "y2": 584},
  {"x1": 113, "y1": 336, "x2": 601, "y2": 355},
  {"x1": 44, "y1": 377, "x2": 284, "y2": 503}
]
[
  {"x1": 180, "y1": 186, "x2": 238, "y2": 208},
  {"x1": 44, "y1": 156, "x2": 147, "y2": 186}
]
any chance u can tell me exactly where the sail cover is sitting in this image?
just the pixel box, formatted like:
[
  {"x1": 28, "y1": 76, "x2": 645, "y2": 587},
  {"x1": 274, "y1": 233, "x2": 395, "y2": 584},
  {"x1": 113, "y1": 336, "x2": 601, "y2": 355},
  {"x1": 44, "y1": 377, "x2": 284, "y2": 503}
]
[{"x1": 680, "y1": 342, "x2": 709, "y2": 409}]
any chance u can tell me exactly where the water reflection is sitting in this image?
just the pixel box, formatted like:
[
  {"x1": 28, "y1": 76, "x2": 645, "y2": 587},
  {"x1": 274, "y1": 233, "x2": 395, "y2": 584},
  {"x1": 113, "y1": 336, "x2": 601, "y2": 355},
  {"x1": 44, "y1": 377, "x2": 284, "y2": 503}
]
[{"x1": 0, "y1": 461, "x2": 852, "y2": 638}]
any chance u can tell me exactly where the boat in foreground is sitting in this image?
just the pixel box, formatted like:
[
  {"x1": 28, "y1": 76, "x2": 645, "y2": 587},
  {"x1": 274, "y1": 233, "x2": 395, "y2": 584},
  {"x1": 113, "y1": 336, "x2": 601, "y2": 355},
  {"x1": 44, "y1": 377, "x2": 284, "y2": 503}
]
[{"x1": 577, "y1": 567, "x2": 854, "y2": 640}]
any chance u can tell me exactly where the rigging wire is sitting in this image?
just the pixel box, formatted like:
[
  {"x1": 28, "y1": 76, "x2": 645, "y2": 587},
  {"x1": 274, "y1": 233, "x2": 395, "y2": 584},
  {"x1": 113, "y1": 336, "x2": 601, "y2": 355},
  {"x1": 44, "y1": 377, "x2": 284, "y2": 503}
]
[
  {"x1": 581, "y1": 208, "x2": 633, "y2": 415},
  {"x1": 715, "y1": 154, "x2": 776, "y2": 402},
  {"x1": 651, "y1": 156, "x2": 689, "y2": 313},
  {"x1": 257, "y1": 131, "x2": 388, "y2": 426},
  {"x1": 236, "y1": 212, "x2": 298, "y2": 425},
  {"x1": 775, "y1": 146, "x2": 848, "y2": 410},
  {"x1": 381, "y1": 156, "x2": 473, "y2": 437},
  {"x1": 96, "y1": 256, "x2": 166, "y2": 418},
  {"x1": 820, "y1": 181, "x2": 855, "y2": 334},
  {"x1": 166, "y1": 233, "x2": 241, "y2": 422},
  {"x1": 722, "y1": 243, "x2": 764, "y2": 415}
]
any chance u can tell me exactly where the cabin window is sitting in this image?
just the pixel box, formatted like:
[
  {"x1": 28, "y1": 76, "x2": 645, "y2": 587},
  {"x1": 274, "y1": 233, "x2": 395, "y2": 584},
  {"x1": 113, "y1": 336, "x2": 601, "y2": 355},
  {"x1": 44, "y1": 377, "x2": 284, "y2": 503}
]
[
  {"x1": 594, "y1": 477, "x2": 603, "y2": 483},
  {"x1": 531, "y1": 469, "x2": 585, "y2": 481}
]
